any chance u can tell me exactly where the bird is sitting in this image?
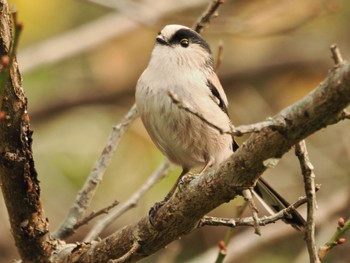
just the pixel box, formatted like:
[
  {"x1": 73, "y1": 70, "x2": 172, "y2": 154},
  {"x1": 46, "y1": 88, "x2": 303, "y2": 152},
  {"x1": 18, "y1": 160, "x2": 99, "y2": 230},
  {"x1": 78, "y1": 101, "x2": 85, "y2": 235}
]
[{"x1": 135, "y1": 24, "x2": 306, "y2": 230}]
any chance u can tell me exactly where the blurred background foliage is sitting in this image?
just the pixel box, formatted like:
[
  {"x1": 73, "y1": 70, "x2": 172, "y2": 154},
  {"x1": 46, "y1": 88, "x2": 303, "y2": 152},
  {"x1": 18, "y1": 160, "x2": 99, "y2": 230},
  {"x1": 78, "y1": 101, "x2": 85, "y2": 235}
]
[{"x1": 1, "y1": 0, "x2": 350, "y2": 262}]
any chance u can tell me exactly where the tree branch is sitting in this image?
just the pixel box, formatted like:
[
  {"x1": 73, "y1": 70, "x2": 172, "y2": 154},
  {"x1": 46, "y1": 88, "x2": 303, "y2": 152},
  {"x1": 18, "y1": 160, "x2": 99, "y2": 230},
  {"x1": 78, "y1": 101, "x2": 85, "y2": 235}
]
[
  {"x1": 2, "y1": 0, "x2": 350, "y2": 260},
  {"x1": 295, "y1": 140, "x2": 319, "y2": 263},
  {"x1": 168, "y1": 90, "x2": 286, "y2": 136},
  {"x1": 18, "y1": 0, "x2": 209, "y2": 74},
  {"x1": 330, "y1": 44, "x2": 344, "y2": 66},
  {"x1": 53, "y1": 104, "x2": 138, "y2": 240},
  {"x1": 318, "y1": 217, "x2": 350, "y2": 261},
  {"x1": 197, "y1": 196, "x2": 307, "y2": 228},
  {"x1": 213, "y1": 202, "x2": 249, "y2": 263},
  {"x1": 74, "y1": 200, "x2": 119, "y2": 231},
  {"x1": 56, "y1": 53, "x2": 350, "y2": 262},
  {"x1": 110, "y1": 242, "x2": 141, "y2": 263},
  {"x1": 242, "y1": 189, "x2": 261, "y2": 235},
  {"x1": 0, "y1": 1, "x2": 54, "y2": 261},
  {"x1": 339, "y1": 109, "x2": 350, "y2": 120},
  {"x1": 83, "y1": 160, "x2": 170, "y2": 242},
  {"x1": 193, "y1": 0, "x2": 224, "y2": 33}
]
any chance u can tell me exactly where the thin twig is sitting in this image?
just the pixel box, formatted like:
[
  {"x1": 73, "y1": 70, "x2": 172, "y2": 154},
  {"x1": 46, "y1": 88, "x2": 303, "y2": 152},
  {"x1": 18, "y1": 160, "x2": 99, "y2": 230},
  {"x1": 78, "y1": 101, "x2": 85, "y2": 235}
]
[
  {"x1": 295, "y1": 140, "x2": 319, "y2": 263},
  {"x1": 330, "y1": 44, "x2": 344, "y2": 66},
  {"x1": 214, "y1": 202, "x2": 248, "y2": 263},
  {"x1": 53, "y1": 104, "x2": 138, "y2": 239},
  {"x1": 74, "y1": 200, "x2": 119, "y2": 230},
  {"x1": 197, "y1": 196, "x2": 307, "y2": 228},
  {"x1": 84, "y1": 160, "x2": 170, "y2": 241},
  {"x1": 19, "y1": 0, "x2": 208, "y2": 74},
  {"x1": 242, "y1": 189, "x2": 261, "y2": 235},
  {"x1": 168, "y1": 90, "x2": 285, "y2": 136},
  {"x1": 318, "y1": 217, "x2": 350, "y2": 261},
  {"x1": 168, "y1": 90, "x2": 230, "y2": 134},
  {"x1": 214, "y1": 40, "x2": 224, "y2": 73},
  {"x1": 168, "y1": 91, "x2": 231, "y2": 134},
  {"x1": 0, "y1": 11, "x2": 23, "y2": 108},
  {"x1": 338, "y1": 110, "x2": 350, "y2": 120},
  {"x1": 232, "y1": 118, "x2": 286, "y2": 136},
  {"x1": 193, "y1": 0, "x2": 224, "y2": 33},
  {"x1": 109, "y1": 242, "x2": 141, "y2": 263}
]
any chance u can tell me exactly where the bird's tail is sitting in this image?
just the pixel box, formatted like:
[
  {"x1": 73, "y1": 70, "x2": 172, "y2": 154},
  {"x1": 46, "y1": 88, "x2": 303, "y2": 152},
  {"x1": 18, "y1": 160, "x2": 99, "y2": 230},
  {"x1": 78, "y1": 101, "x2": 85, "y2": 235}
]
[{"x1": 253, "y1": 177, "x2": 306, "y2": 231}]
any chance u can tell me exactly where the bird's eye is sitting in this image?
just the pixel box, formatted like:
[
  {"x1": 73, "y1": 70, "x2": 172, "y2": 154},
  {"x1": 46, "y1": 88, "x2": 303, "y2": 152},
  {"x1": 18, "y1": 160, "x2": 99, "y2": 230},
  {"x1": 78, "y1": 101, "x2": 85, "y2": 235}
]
[{"x1": 180, "y1": 38, "x2": 189, "y2": 47}]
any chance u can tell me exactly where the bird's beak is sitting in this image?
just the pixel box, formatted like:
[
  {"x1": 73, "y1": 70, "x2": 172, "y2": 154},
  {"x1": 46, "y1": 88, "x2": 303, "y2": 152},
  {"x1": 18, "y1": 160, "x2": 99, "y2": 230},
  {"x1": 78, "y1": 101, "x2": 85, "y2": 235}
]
[{"x1": 156, "y1": 35, "x2": 169, "y2": 46}]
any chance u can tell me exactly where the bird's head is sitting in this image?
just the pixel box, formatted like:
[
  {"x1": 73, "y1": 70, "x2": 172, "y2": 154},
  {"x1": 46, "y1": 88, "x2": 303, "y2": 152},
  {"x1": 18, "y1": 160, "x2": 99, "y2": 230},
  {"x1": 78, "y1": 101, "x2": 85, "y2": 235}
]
[{"x1": 150, "y1": 24, "x2": 214, "y2": 71}]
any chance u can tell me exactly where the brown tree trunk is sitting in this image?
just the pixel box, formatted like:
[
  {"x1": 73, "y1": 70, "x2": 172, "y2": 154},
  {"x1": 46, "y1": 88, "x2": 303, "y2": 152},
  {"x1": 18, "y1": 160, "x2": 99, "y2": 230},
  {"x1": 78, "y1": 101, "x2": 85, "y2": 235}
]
[{"x1": 0, "y1": 1, "x2": 53, "y2": 262}]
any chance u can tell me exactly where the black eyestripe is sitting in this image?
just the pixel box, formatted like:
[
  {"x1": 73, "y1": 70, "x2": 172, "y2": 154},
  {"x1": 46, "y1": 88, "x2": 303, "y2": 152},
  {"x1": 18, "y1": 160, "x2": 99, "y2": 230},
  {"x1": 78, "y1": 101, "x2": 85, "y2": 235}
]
[{"x1": 169, "y1": 28, "x2": 212, "y2": 54}]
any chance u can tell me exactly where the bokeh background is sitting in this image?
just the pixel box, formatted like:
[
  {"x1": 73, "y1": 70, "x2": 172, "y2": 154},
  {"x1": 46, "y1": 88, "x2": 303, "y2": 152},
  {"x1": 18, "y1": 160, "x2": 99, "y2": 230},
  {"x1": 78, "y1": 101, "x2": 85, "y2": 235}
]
[{"x1": 1, "y1": 0, "x2": 350, "y2": 262}]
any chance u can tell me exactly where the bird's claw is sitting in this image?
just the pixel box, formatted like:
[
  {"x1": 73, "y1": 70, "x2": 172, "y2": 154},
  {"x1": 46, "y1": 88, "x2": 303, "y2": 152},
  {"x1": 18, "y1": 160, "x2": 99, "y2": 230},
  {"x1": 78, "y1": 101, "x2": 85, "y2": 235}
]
[
  {"x1": 178, "y1": 172, "x2": 198, "y2": 191},
  {"x1": 148, "y1": 200, "x2": 166, "y2": 225}
]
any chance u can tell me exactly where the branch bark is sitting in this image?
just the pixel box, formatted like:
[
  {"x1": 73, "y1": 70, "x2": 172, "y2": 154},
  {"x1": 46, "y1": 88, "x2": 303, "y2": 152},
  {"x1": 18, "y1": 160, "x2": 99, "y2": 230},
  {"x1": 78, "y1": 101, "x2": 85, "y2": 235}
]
[
  {"x1": 295, "y1": 140, "x2": 319, "y2": 263},
  {"x1": 2, "y1": 0, "x2": 350, "y2": 261},
  {"x1": 197, "y1": 196, "x2": 307, "y2": 228},
  {"x1": 56, "y1": 57, "x2": 350, "y2": 261},
  {"x1": 0, "y1": 1, "x2": 53, "y2": 262}
]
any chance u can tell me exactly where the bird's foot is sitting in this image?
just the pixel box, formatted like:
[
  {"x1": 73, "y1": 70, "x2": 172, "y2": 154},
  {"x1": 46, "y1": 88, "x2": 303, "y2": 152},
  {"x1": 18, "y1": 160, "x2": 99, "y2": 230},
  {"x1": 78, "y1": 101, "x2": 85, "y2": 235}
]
[
  {"x1": 178, "y1": 172, "x2": 198, "y2": 191},
  {"x1": 148, "y1": 200, "x2": 166, "y2": 225}
]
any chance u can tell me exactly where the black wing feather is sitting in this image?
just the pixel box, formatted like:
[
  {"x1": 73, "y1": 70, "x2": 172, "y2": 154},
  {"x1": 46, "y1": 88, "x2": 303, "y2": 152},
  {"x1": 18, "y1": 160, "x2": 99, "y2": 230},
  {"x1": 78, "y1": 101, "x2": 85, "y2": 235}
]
[
  {"x1": 207, "y1": 80, "x2": 239, "y2": 151},
  {"x1": 207, "y1": 80, "x2": 228, "y2": 115}
]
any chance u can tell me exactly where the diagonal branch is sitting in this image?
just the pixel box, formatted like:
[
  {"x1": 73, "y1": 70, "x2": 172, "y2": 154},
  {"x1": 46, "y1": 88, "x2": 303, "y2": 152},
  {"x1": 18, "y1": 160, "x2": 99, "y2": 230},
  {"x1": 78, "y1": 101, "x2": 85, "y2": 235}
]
[
  {"x1": 83, "y1": 160, "x2": 170, "y2": 242},
  {"x1": 193, "y1": 0, "x2": 224, "y2": 33},
  {"x1": 73, "y1": 200, "x2": 119, "y2": 231},
  {"x1": 55, "y1": 53, "x2": 350, "y2": 262},
  {"x1": 18, "y1": 0, "x2": 209, "y2": 74},
  {"x1": 318, "y1": 217, "x2": 350, "y2": 261},
  {"x1": 168, "y1": 90, "x2": 285, "y2": 136},
  {"x1": 53, "y1": 104, "x2": 138, "y2": 240}
]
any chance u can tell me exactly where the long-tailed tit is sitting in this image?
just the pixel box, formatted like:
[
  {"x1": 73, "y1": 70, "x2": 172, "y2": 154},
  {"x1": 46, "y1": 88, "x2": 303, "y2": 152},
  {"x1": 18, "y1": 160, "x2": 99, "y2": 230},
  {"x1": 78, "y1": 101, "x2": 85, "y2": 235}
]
[{"x1": 135, "y1": 24, "x2": 305, "y2": 230}]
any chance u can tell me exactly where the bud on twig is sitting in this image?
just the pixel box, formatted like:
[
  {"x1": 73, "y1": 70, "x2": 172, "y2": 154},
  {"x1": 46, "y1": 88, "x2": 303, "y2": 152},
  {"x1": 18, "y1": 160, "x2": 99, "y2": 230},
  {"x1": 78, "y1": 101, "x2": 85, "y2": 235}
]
[{"x1": 338, "y1": 217, "x2": 345, "y2": 227}]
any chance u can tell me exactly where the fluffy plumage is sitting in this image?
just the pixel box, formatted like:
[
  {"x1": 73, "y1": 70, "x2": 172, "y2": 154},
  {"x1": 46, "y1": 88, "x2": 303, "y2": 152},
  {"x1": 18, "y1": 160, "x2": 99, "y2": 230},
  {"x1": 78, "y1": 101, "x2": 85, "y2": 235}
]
[
  {"x1": 135, "y1": 25, "x2": 305, "y2": 230},
  {"x1": 136, "y1": 25, "x2": 235, "y2": 170}
]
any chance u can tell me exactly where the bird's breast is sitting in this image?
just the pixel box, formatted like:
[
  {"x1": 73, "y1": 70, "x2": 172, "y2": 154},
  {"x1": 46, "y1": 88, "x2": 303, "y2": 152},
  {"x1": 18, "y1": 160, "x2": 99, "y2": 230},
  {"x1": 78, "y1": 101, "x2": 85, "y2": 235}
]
[{"x1": 135, "y1": 74, "x2": 233, "y2": 169}]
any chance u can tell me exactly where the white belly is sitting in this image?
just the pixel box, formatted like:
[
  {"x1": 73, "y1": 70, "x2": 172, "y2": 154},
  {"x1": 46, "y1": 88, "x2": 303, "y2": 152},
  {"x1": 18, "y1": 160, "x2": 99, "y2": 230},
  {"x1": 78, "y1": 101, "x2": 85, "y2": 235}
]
[{"x1": 136, "y1": 82, "x2": 233, "y2": 170}]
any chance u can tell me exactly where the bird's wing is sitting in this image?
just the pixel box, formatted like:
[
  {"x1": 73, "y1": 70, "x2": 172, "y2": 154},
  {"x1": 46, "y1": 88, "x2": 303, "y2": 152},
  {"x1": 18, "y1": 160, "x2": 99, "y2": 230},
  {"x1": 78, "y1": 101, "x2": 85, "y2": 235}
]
[
  {"x1": 207, "y1": 72, "x2": 239, "y2": 151},
  {"x1": 207, "y1": 72, "x2": 229, "y2": 115}
]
